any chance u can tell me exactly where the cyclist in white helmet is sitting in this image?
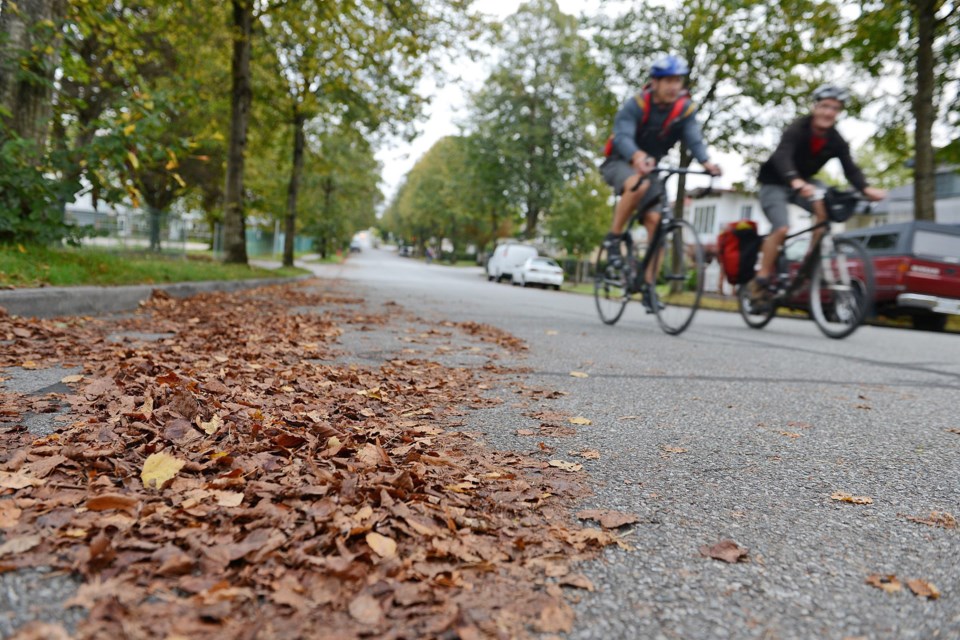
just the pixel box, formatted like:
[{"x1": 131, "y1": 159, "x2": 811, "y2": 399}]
[{"x1": 751, "y1": 84, "x2": 887, "y2": 300}]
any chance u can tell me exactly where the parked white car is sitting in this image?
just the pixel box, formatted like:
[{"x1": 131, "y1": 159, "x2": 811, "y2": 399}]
[
  {"x1": 486, "y1": 242, "x2": 538, "y2": 282},
  {"x1": 513, "y1": 256, "x2": 564, "y2": 290}
]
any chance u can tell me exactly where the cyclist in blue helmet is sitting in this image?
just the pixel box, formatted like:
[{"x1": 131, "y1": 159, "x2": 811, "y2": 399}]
[
  {"x1": 600, "y1": 54, "x2": 721, "y2": 310},
  {"x1": 749, "y1": 83, "x2": 887, "y2": 301}
]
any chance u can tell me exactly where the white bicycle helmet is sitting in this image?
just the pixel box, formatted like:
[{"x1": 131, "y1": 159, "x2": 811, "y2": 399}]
[{"x1": 812, "y1": 84, "x2": 849, "y2": 105}]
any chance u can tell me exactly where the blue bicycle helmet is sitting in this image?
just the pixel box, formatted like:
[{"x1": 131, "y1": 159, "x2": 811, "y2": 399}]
[{"x1": 650, "y1": 54, "x2": 690, "y2": 78}]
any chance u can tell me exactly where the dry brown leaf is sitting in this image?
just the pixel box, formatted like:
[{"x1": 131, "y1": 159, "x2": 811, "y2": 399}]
[
  {"x1": 905, "y1": 511, "x2": 957, "y2": 529},
  {"x1": 832, "y1": 492, "x2": 873, "y2": 505},
  {"x1": 348, "y1": 593, "x2": 383, "y2": 626},
  {"x1": 577, "y1": 509, "x2": 640, "y2": 529},
  {"x1": 548, "y1": 460, "x2": 582, "y2": 473},
  {"x1": 568, "y1": 416, "x2": 592, "y2": 426},
  {"x1": 141, "y1": 452, "x2": 186, "y2": 490},
  {"x1": 0, "y1": 501, "x2": 22, "y2": 529},
  {"x1": 662, "y1": 446, "x2": 688, "y2": 454},
  {"x1": 60, "y1": 374, "x2": 84, "y2": 384},
  {"x1": 906, "y1": 579, "x2": 940, "y2": 600},
  {"x1": 215, "y1": 491, "x2": 244, "y2": 508},
  {"x1": 0, "y1": 534, "x2": 41, "y2": 557},
  {"x1": 86, "y1": 494, "x2": 140, "y2": 514},
  {"x1": 365, "y1": 532, "x2": 397, "y2": 558},
  {"x1": 573, "y1": 449, "x2": 601, "y2": 460},
  {"x1": 516, "y1": 429, "x2": 537, "y2": 436},
  {"x1": 700, "y1": 540, "x2": 749, "y2": 563},
  {"x1": 536, "y1": 599, "x2": 574, "y2": 633},
  {"x1": 0, "y1": 470, "x2": 43, "y2": 489},
  {"x1": 568, "y1": 371, "x2": 589, "y2": 378},
  {"x1": 865, "y1": 574, "x2": 902, "y2": 593},
  {"x1": 559, "y1": 574, "x2": 595, "y2": 591}
]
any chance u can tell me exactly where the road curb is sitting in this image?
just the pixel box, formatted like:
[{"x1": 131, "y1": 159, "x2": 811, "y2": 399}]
[{"x1": 0, "y1": 275, "x2": 312, "y2": 319}]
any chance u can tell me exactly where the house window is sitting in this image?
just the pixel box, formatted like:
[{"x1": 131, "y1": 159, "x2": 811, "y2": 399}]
[
  {"x1": 740, "y1": 204, "x2": 752, "y2": 220},
  {"x1": 693, "y1": 205, "x2": 716, "y2": 234}
]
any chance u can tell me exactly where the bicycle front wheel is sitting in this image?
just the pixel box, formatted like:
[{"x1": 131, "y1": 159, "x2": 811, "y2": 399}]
[
  {"x1": 809, "y1": 237, "x2": 874, "y2": 339},
  {"x1": 737, "y1": 283, "x2": 776, "y2": 329},
  {"x1": 651, "y1": 219, "x2": 704, "y2": 335},
  {"x1": 594, "y1": 240, "x2": 630, "y2": 326}
]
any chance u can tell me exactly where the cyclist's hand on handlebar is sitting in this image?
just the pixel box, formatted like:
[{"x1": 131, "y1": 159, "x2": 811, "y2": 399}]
[
  {"x1": 862, "y1": 186, "x2": 887, "y2": 202},
  {"x1": 791, "y1": 179, "x2": 817, "y2": 199},
  {"x1": 702, "y1": 161, "x2": 722, "y2": 176},
  {"x1": 631, "y1": 151, "x2": 656, "y2": 175}
]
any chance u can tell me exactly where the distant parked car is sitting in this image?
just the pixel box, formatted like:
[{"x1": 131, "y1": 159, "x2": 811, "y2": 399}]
[
  {"x1": 486, "y1": 242, "x2": 537, "y2": 282},
  {"x1": 398, "y1": 245, "x2": 412, "y2": 257},
  {"x1": 839, "y1": 221, "x2": 960, "y2": 331},
  {"x1": 512, "y1": 256, "x2": 564, "y2": 290},
  {"x1": 349, "y1": 239, "x2": 362, "y2": 253}
]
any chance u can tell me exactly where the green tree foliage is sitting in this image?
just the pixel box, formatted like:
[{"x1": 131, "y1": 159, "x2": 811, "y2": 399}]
[
  {"x1": 546, "y1": 171, "x2": 610, "y2": 281},
  {"x1": 467, "y1": 0, "x2": 612, "y2": 239},
  {"x1": 847, "y1": 0, "x2": 959, "y2": 220}
]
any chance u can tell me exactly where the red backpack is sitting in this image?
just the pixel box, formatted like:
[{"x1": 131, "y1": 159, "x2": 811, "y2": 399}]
[
  {"x1": 717, "y1": 220, "x2": 761, "y2": 285},
  {"x1": 603, "y1": 88, "x2": 692, "y2": 157}
]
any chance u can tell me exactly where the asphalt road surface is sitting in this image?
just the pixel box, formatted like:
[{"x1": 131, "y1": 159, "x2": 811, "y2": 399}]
[{"x1": 313, "y1": 246, "x2": 960, "y2": 640}]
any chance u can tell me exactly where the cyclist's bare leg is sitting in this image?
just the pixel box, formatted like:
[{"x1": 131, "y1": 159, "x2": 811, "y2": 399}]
[
  {"x1": 757, "y1": 227, "x2": 788, "y2": 280},
  {"x1": 610, "y1": 174, "x2": 650, "y2": 235},
  {"x1": 643, "y1": 209, "x2": 663, "y2": 285},
  {"x1": 808, "y1": 199, "x2": 828, "y2": 253}
]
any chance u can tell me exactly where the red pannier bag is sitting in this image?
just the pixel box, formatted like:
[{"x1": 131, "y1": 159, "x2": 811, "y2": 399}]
[{"x1": 717, "y1": 220, "x2": 761, "y2": 285}]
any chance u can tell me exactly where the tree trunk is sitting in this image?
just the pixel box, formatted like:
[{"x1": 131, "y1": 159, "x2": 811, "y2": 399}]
[
  {"x1": 0, "y1": 0, "x2": 65, "y2": 150},
  {"x1": 913, "y1": 0, "x2": 937, "y2": 222},
  {"x1": 222, "y1": 0, "x2": 253, "y2": 264},
  {"x1": 283, "y1": 110, "x2": 305, "y2": 267}
]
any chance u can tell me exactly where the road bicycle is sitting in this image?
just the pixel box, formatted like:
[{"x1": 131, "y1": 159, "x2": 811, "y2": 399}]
[
  {"x1": 738, "y1": 189, "x2": 874, "y2": 339},
  {"x1": 594, "y1": 166, "x2": 714, "y2": 335}
]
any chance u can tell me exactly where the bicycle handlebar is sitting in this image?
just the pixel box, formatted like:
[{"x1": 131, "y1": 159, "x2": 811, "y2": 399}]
[{"x1": 629, "y1": 165, "x2": 718, "y2": 193}]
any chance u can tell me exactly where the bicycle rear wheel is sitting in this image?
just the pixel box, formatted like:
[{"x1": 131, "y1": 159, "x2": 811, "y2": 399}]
[
  {"x1": 651, "y1": 219, "x2": 704, "y2": 335},
  {"x1": 809, "y1": 237, "x2": 874, "y2": 339},
  {"x1": 594, "y1": 240, "x2": 631, "y2": 325}
]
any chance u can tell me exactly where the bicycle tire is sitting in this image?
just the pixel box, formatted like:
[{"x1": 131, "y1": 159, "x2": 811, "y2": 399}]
[
  {"x1": 593, "y1": 240, "x2": 631, "y2": 325},
  {"x1": 809, "y1": 237, "x2": 874, "y2": 339},
  {"x1": 737, "y1": 283, "x2": 776, "y2": 329},
  {"x1": 651, "y1": 219, "x2": 704, "y2": 335}
]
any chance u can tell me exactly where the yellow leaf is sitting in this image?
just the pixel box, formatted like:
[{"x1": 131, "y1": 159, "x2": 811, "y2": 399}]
[
  {"x1": 20, "y1": 361, "x2": 38, "y2": 369},
  {"x1": 545, "y1": 330, "x2": 559, "y2": 335},
  {"x1": 60, "y1": 374, "x2": 84, "y2": 384},
  {"x1": 165, "y1": 150, "x2": 179, "y2": 170},
  {"x1": 123, "y1": 124, "x2": 136, "y2": 136},
  {"x1": 197, "y1": 414, "x2": 223, "y2": 435},
  {"x1": 209, "y1": 451, "x2": 229, "y2": 460},
  {"x1": 365, "y1": 532, "x2": 397, "y2": 558},
  {"x1": 831, "y1": 492, "x2": 873, "y2": 505},
  {"x1": 569, "y1": 371, "x2": 589, "y2": 378},
  {"x1": 127, "y1": 151, "x2": 140, "y2": 170},
  {"x1": 568, "y1": 417, "x2": 592, "y2": 426},
  {"x1": 17, "y1": 243, "x2": 26, "y2": 254},
  {"x1": 141, "y1": 452, "x2": 185, "y2": 490},
  {"x1": 172, "y1": 173, "x2": 186, "y2": 188}
]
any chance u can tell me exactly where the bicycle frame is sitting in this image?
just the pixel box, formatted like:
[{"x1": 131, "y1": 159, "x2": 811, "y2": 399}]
[
  {"x1": 772, "y1": 218, "x2": 832, "y2": 302},
  {"x1": 625, "y1": 167, "x2": 714, "y2": 288}
]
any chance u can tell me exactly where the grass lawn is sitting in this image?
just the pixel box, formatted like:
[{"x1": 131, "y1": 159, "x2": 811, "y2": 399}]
[{"x1": 0, "y1": 245, "x2": 310, "y2": 288}]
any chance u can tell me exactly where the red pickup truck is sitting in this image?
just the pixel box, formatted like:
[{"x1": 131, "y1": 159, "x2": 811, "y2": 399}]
[{"x1": 839, "y1": 221, "x2": 960, "y2": 331}]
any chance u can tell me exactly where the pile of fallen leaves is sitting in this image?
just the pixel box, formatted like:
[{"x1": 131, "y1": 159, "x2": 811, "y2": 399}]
[{"x1": 0, "y1": 282, "x2": 624, "y2": 639}]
